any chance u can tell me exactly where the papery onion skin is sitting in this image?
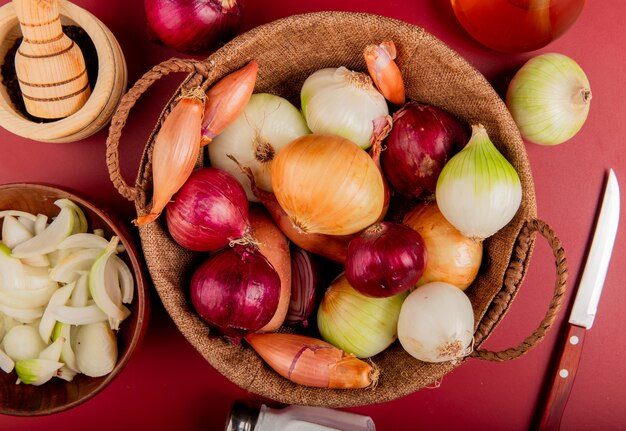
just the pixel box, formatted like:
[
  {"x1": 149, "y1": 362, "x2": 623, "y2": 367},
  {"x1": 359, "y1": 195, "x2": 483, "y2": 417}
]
[
  {"x1": 403, "y1": 201, "x2": 482, "y2": 290},
  {"x1": 249, "y1": 205, "x2": 291, "y2": 333},
  {"x1": 284, "y1": 246, "x2": 324, "y2": 327},
  {"x1": 317, "y1": 274, "x2": 406, "y2": 358},
  {"x1": 166, "y1": 167, "x2": 250, "y2": 252},
  {"x1": 190, "y1": 245, "x2": 280, "y2": 341},
  {"x1": 506, "y1": 53, "x2": 591, "y2": 146},
  {"x1": 209, "y1": 93, "x2": 311, "y2": 201},
  {"x1": 436, "y1": 124, "x2": 522, "y2": 240},
  {"x1": 382, "y1": 102, "x2": 468, "y2": 198},
  {"x1": 271, "y1": 134, "x2": 385, "y2": 236},
  {"x1": 144, "y1": 0, "x2": 244, "y2": 54},
  {"x1": 397, "y1": 281, "x2": 474, "y2": 363},
  {"x1": 301, "y1": 67, "x2": 388, "y2": 149},
  {"x1": 345, "y1": 222, "x2": 427, "y2": 298}
]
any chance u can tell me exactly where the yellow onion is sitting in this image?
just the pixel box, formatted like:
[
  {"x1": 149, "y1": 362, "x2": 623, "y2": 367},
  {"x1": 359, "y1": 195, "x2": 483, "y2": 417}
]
[
  {"x1": 271, "y1": 134, "x2": 385, "y2": 236},
  {"x1": 317, "y1": 274, "x2": 407, "y2": 358},
  {"x1": 403, "y1": 200, "x2": 482, "y2": 290}
]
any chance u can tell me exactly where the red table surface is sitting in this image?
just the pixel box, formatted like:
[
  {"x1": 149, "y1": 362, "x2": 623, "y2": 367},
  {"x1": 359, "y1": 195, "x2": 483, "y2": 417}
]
[{"x1": 1, "y1": 1, "x2": 625, "y2": 430}]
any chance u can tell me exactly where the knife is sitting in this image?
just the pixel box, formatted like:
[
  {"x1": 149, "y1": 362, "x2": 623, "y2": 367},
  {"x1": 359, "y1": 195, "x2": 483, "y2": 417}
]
[{"x1": 536, "y1": 169, "x2": 620, "y2": 431}]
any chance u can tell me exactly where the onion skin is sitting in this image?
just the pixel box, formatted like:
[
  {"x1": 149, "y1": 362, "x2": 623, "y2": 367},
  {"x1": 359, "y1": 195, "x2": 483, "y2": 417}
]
[
  {"x1": 271, "y1": 134, "x2": 385, "y2": 236},
  {"x1": 249, "y1": 205, "x2": 291, "y2": 333},
  {"x1": 364, "y1": 41, "x2": 405, "y2": 105},
  {"x1": 382, "y1": 102, "x2": 468, "y2": 198},
  {"x1": 284, "y1": 246, "x2": 324, "y2": 327},
  {"x1": 166, "y1": 168, "x2": 250, "y2": 252},
  {"x1": 345, "y1": 222, "x2": 427, "y2": 298},
  {"x1": 144, "y1": 0, "x2": 244, "y2": 54},
  {"x1": 245, "y1": 332, "x2": 378, "y2": 389},
  {"x1": 201, "y1": 60, "x2": 258, "y2": 145},
  {"x1": 190, "y1": 245, "x2": 280, "y2": 341},
  {"x1": 403, "y1": 201, "x2": 482, "y2": 290}
]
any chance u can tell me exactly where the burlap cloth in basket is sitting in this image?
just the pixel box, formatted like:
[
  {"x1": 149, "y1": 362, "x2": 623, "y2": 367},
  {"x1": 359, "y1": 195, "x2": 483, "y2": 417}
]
[{"x1": 106, "y1": 12, "x2": 568, "y2": 407}]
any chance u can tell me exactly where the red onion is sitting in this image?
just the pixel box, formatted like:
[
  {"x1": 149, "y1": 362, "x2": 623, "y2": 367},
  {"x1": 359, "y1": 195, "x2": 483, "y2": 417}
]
[
  {"x1": 345, "y1": 222, "x2": 427, "y2": 298},
  {"x1": 284, "y1": 246, "x2": 324, "y2": 327},
  {"x1": 166, "y1": 167, "x2": 250, "y2": 252},
  {"x1": 382, "y1": 102, "x2": 468, "y2": 198},
  {"x1": 144, "y1": 0, "x2": 244, "y2": 54},
  {"x1": 190, "y1": 244, "x2": 280, "y2": 341}
]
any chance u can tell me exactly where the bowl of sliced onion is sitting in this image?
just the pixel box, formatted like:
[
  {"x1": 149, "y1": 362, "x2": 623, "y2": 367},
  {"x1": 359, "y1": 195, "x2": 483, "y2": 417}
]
[{"x1": 0, "y1": 183, "x2": 148, "y2": 416}]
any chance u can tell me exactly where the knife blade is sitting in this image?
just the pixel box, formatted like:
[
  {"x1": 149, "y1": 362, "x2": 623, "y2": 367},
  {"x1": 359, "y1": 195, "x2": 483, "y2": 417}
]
[{"x1": 536, "y1": 169, "x2": 620, "y2": 431}]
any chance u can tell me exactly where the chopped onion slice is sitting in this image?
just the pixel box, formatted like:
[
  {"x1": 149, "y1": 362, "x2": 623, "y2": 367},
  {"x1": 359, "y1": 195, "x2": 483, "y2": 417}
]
[
  {"x1": 0, "y1": 303, "x2": 43, "y2": 323},
  {"x1": 70, "y1": 271, "x2": 90, "y2": 307},
  {"x1": 2, "y1": 215, "x2": 34, "y2": 249},
  {"x1": 0, "y1": 244, "x2": 26, "y2": 290},
  {"x1": 57, "y1": 233, "x2": 110, "y2": 250},
  {"x1": 38, "y1": 336, "x2": 64, "y2": 361},
  {"x1": 33, "y1": 214, "x2": 48, "y2": 235},
  {"x1": 55, "y1": 199, "x2": 88, "y2": 234},
  {"x1": 15, "y1": 358, "x2": 63, "y2": 386},
  {"x1": 111, "y1": 255, "x2": 134, "y2": 304},
  {"x1": 0, "y1": 347, "x2": 14, "y2": 373},
  {"x1": 52, "y1": 322, "x2": 78, "y2": 372},
  {"x1": 0, "y1": 282, "x2": 57, "y2": 309},
  {"x1": 39, "y1": 282, "x2": 75, "y2": 344},
  {"x1": 52, "y1": 304, "x2": 108, "y2": 325},
  {"x1": 50, "y1": 248, "x2": 101, "y2": 283},
  {"x1": 89, "y1": 237, "x2": 131, "y2": 328},
  {"x1": 11, "y1": 207, "x2": 74, "y2": 259}
]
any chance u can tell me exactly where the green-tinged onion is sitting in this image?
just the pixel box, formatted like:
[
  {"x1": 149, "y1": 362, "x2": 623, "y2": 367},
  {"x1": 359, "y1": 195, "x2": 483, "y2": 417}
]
[
  {"x1": 73, "y1": 321, "x2": 118, "y2": 377},
  {"x1": 301, "y1": 67, "x2": 389, "y2": 149},
  {"x1": 436, "y1": 124, "x2": 522, "y2": 240},
  {"x1": 15, "y1": 358, "x2": 63, "y2": 385},
  {"x1": 38, "y1": 336, "x2": 64, "y2": 361},
  {"x1": 52, "y1": 322, "x2": 78, "y2": 372},
  {"x1": 208, "y1": 93, "x2": 311, "y2": 201},
  {"x1": 506, "y1": 53, "x2": 591, "y2": 146},
  {"x1": 317, "y1": 274, "x2": 407, "y2": 358},
  {"x1": 397, "y1": 282, "x2": 474, "y2": 363},
  {"x1": 39, "y1": 282, "x2": 76, "y2": 344}
]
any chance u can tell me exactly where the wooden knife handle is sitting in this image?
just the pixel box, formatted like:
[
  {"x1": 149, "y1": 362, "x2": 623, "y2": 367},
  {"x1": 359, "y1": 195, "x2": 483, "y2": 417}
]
[{"x1": 536, "y1": 323, "x2": 586, "y2": 431}]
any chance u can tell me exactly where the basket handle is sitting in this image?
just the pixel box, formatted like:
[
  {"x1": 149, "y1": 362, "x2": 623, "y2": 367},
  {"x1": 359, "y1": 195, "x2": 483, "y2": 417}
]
[
  {"x1": 472, "y1": 219, "x2": 568, "y2": 362},
  {"x1": 105, "y1": 58, "x2": 213, "y2": 203}
]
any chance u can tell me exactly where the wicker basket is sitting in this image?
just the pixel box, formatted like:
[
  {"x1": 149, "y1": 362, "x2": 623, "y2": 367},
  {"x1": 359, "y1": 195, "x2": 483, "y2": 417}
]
[{"x1": 105, "y1": 12, "x2": 568, "y2": 407}]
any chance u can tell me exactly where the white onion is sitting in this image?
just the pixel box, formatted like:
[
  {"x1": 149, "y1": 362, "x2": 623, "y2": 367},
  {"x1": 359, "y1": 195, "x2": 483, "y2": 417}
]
[
  {"x1": 300, "y1": 67, "x2": 389, "y2": 149},
  {"x1": 208, "y1": 93, "x2": 310, "y2": 201},
  {"x1": 397, "y1": 282, "x2": 474, "y2": 363},
  {"x1": 506, "y1": 53, "x2": 591, "y2": 146}
]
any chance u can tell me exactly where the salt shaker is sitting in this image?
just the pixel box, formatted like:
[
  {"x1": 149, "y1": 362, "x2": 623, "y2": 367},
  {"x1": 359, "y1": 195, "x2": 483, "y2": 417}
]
[{"x1": 226, "y1": 402, "x2": 376, "y2": 431}]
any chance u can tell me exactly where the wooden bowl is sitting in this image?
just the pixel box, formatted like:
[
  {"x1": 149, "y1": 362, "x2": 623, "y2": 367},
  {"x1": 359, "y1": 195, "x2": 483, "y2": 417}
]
[
  {"x1": 0, "y1": 183, "x2": 149, "y2": 416},
  {"x1": 0, "y1": 1, "x2": 127, "y2": 143}
]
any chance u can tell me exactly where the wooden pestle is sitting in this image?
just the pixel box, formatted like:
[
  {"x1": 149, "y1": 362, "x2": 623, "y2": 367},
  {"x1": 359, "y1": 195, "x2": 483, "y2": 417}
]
[{"x1": 13, "y1": 0, "x2": 91, "y2": 119}]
